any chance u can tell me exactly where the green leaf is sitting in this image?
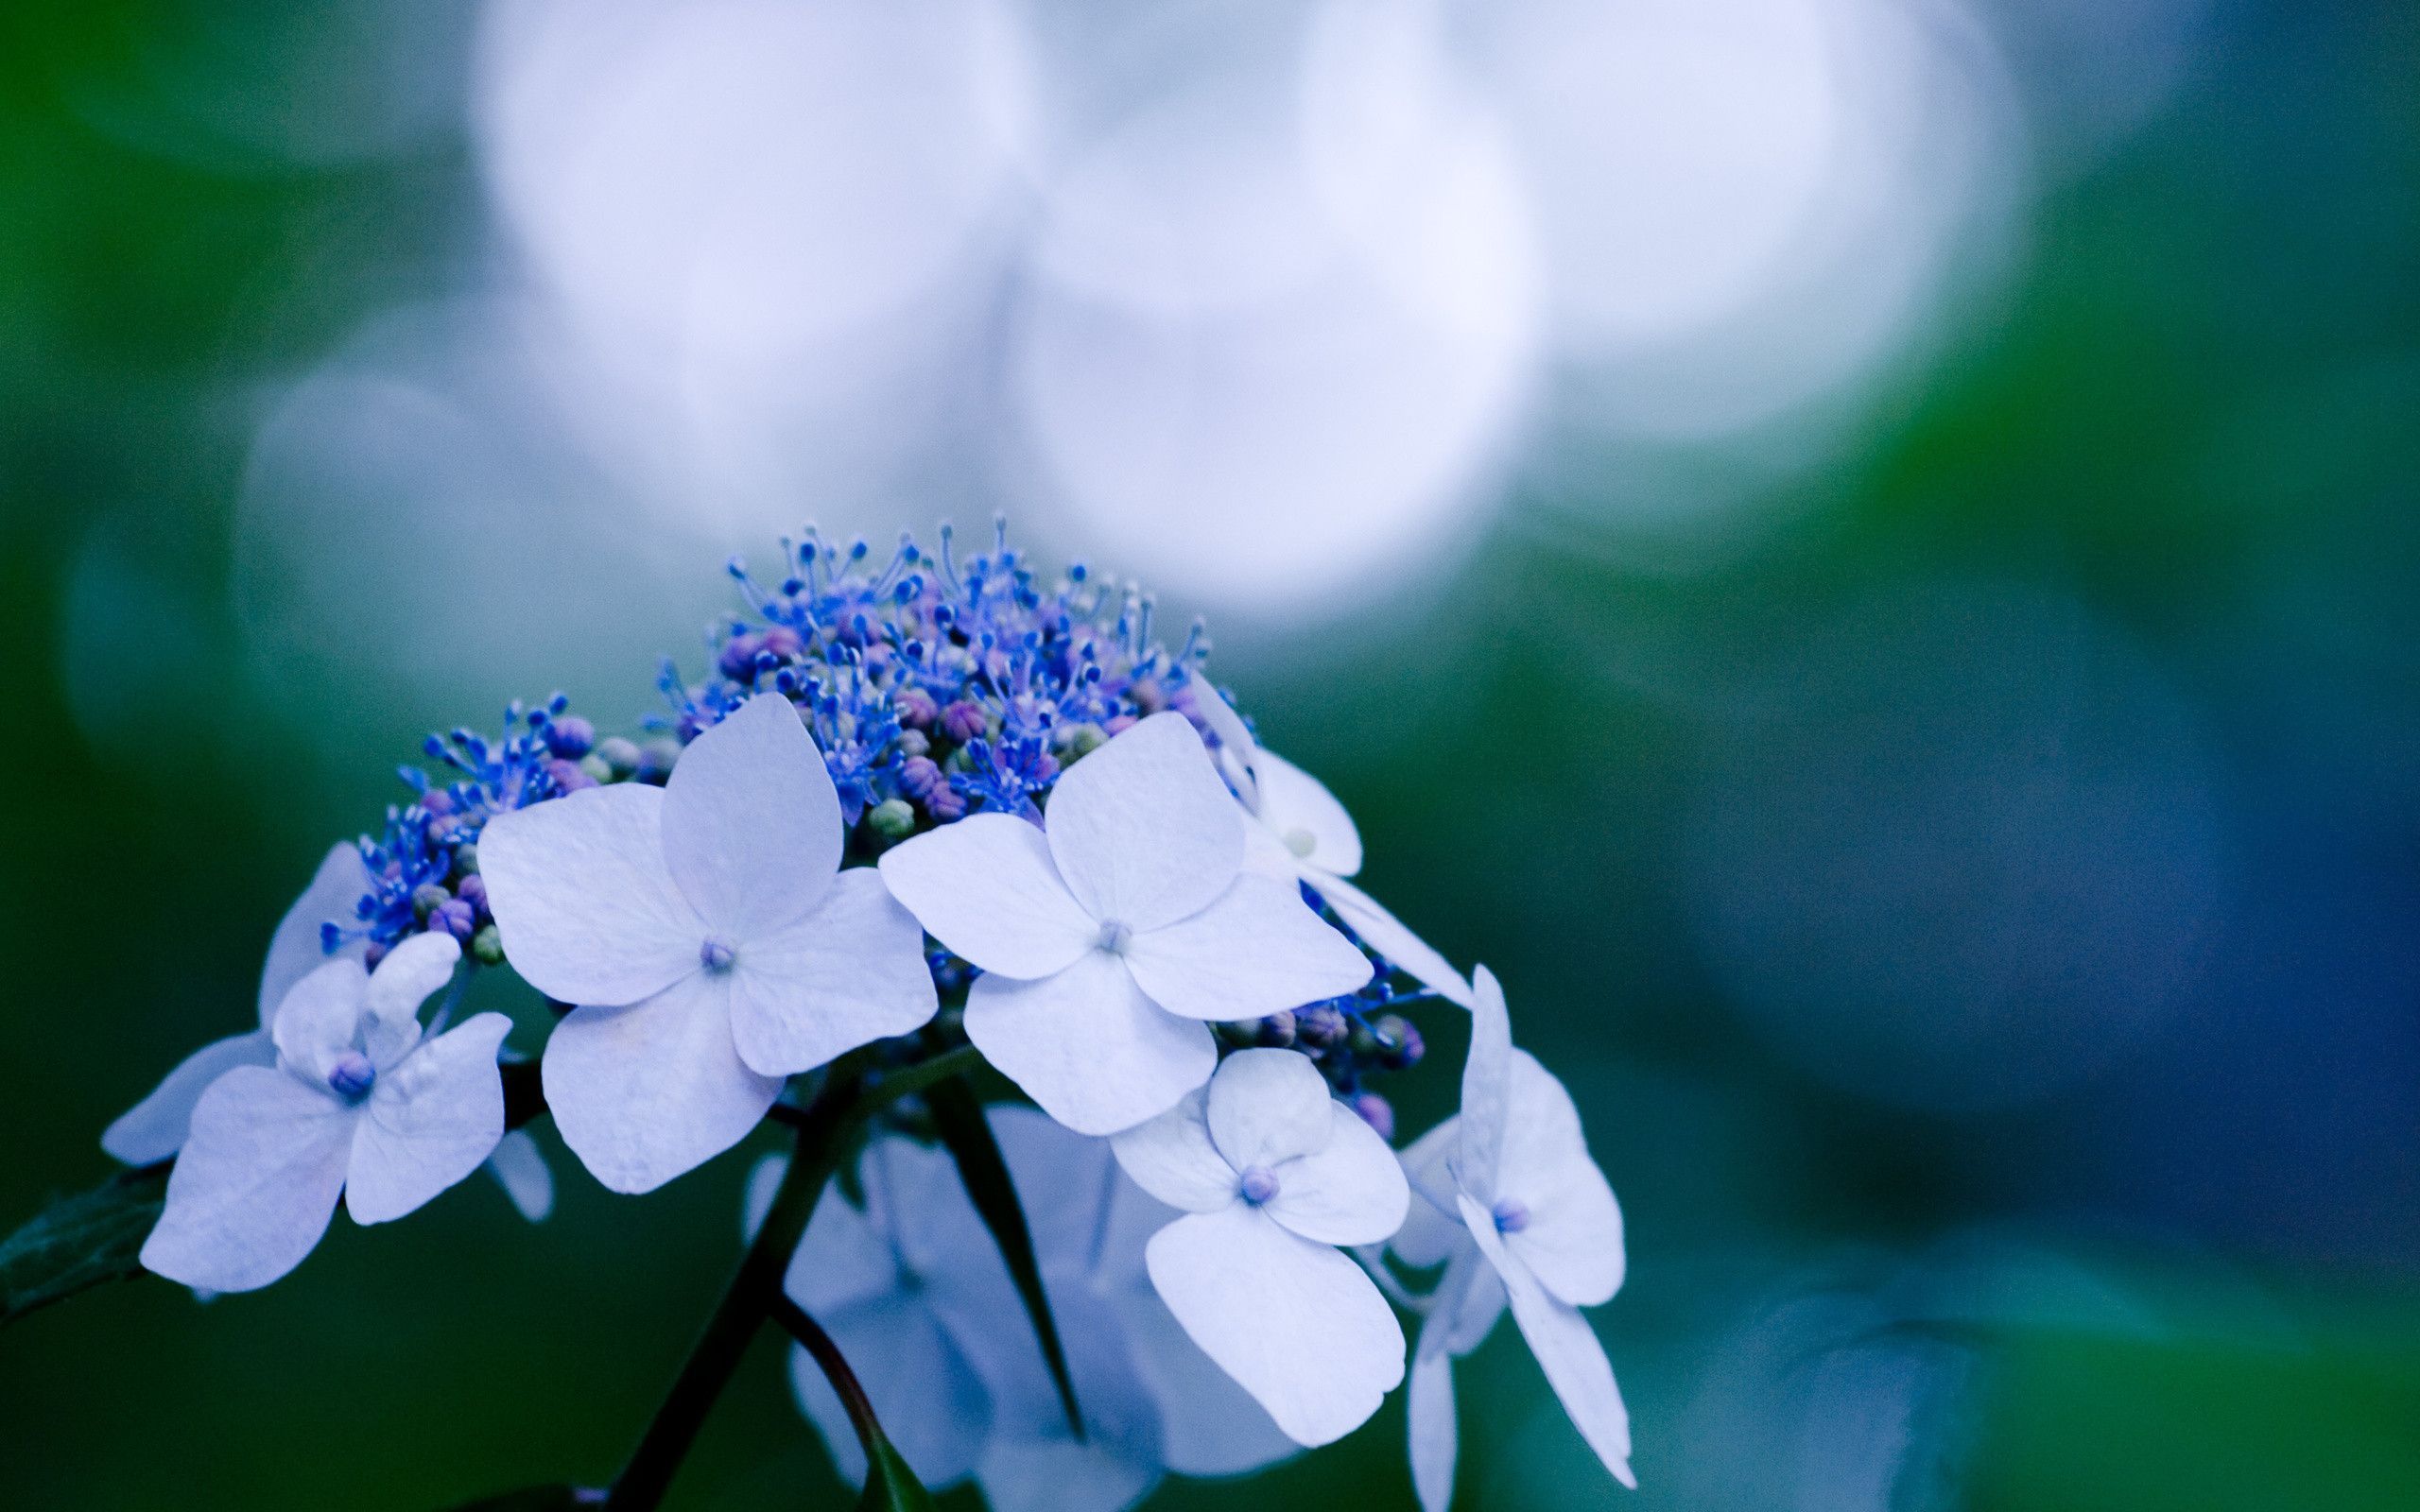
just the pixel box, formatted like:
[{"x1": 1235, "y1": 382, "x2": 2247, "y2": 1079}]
[
  {"x1": 857, "y1": 1436, "x2": 939, "y2": 1512},
  {"x1": 925, "y1": 1074, "x2": 1085, "y2": 1441},
  {"x1": 0, "y1": 1164, "x2": 168, "y2": 1327}
]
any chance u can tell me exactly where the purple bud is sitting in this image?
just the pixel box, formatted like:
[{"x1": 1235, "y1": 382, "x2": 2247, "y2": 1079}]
[
  {"x1": 926, "y1": 785, "x2": 967, "y2": 821},
  {"x1": 1253, "y1": 1010, "x2": 1297, "y2": 1048},
  {"x1": 363, "y1": 940, "x2": 389, "y2": 971},
  {"x1": 454, "y1": 873, "x2": 488, "y2": 916},
  {"x1": 717, "y1": 632, "x2": 765, "y2": 681},
  {"x1": 427, "y1": 815, "x2": 466, "y2": 847},
  {"x1": 896, "y1": 687, "x2": 940, "y2": 730},
  {"x1": 327, "y1": 1053, "x2": 376, "y2": 1101},
  {"x1": 940, "y1": 699, "x2": 989, "y2": 744},
  {"x1": 1351, "y1": 1092, "x2": 1394, "y2": 1142},
  {"x1": 421, "y1": 789, "x2": 457, "y2": 817},
  {"x1": 548, "y1": 757, "x2": 598, "y2": 793},
  {"x1": 1295, "y1": 1005, "x2": 1348, "y2": 1050},
  {"x1": 432, "y1": 898, "x2": 477, "y2": 941},
  {"x1": 1103, "y1": 714, "x2": 1137, "y2": 737},
  {"x1": 1130, "y1": 678, "x2": 1167, "y2": 713},
  {"x1": 761, "y1": 626, "x2": 804, "y2": 662},
  {"x1": 898, "y1": 755, "x2": 944, "y2": 801},
  {"x1": 1237, "y1": 1166, "x2": 1280, "y2": 1205},
  {"x1": 544, "y1": 714, "x2": 596, "y2": 759}
]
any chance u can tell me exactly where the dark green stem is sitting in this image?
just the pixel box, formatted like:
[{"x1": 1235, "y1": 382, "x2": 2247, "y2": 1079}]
[{"x1": 769, "y1": 1296, "x2": 882, "y2": 1462}]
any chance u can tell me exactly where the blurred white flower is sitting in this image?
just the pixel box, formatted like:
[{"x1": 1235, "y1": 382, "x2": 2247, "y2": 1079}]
[
  {"x1": 140, "y1": 935, "x2": 510, "y2": 1292},
  {"x1": 1391, "y1": 966, "x2": 1632, "y2": 1503},
  {"x1": 1111, "y1": 1048, "x2": 1409, "y2": 1446},
  {"x1": 878, "y1": 713, "x2": 1369, "y2": 1134},
  {"x1": 481, "y1": 694, "x2": 935, "y2": 1192},
  {"x1": 103, "y1": 842, "x2": 369, "y2": 1165},
  {"x1": 1195, "y1": 685, "x2": 1472, "y2": 1007}
]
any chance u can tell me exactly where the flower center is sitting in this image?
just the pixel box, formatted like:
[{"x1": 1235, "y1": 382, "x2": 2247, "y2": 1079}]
[
  {"x1": 1492, "y1": 1197, "x2": 1531, "y2": 1234},
  {"x1": 1095, "y1": 919, "x2": 1133, "y2": 955},
  {"x1": 699, "y1": 935, "x2": 738, "y2": 972},
  {"x1": 1238, "y1": 1166, "x2": 1280, "y2": 1206},
  {"x1": 1283, "y1": 828, "x2": 1318, "y2": 858},
  {"x1": 326, "y1": 1053, "x2": 376, "y2": 1102}
]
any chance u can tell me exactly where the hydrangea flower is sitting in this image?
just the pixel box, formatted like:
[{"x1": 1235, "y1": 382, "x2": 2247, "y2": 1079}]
[
  {"x1": 1195, "y1": 686, "x2": 1473, "y2": 1008},
  {"x1": 1391, "y1": 966, "x2": 1633, "y2": 1504},
  {"x1": 480, "y1": 693, "x2": 936, "y2": 1193},
  {"x1": 1111, "y1": 1048, "x2": 1409, "y2": 1446},
  {"x1": 755, "y1": 1107, "x2": 1295, "y2": 1511},
  {"x1": 102, "y1": 842, "x2": 370, "y2": 1165},
  {"x1": 139, "y1": 934, "x2": 511, "y2": 1292},
  {"x1": 879, "y1": 713, "x2": 1373, "y2": 1134}
]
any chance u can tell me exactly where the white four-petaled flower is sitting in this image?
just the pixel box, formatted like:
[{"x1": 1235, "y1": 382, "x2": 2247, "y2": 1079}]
[
  {"x1": 1392, "y1": 966, "x2": 1633, "y2": 1505},
  {"x1": 878, "y1": 713, "x2": 1372, "y2": 1135},
  {"x1": 1192, "y1": 685, "x2": 1473, "y2": 1007},
  {"x1": 140, "y1": 934, "x2": 511, "y2": 1292},
  {"x1": 1111, "y1": 1048, "x2": 1410, "y2": 1447},
  {"x1": 480, "y1": 694, "x2": 937, "y2": 1192}
]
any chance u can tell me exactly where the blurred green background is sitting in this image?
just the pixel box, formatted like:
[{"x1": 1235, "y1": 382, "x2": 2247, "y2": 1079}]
[{"x1": 4, "y1": 1, "x2": 2416, "y2": 1507}]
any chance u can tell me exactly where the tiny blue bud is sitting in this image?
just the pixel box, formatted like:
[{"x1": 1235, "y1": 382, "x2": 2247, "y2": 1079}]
[
  {"x1": 327, "y1": 1053, "x2": 375, "y2": 1101},
  {"x1": 700, "y1": 935, "x2": 737, "y2": 972},
  {"x1": 1096, "y1": 919, "x2": 1132, "y2": 955},
  {"x1": 1238, "y1": 1166, "x2": 1279, "y2": 1206},
  {"x1": 545, "y1": 714, "x2": 596, "y2": 759},
  {"x1": 1492, "y1": 1198, "x2": 1531, "y2": 1234}
]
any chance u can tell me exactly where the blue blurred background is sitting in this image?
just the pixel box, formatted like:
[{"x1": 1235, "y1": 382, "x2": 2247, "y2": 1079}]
[{"x1": 3, "y1": 1, "x2": 2415, "y2": 1507}]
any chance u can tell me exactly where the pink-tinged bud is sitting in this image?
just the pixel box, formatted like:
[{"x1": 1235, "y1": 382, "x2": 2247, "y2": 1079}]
[
  {"x1": 940, "y1": 699, "x2": 989, "y2": 744},
  {"x1": 1103, "y1": 714, "x2": 1137, "y2": 736},
  {"x1": 895, "y1": 687, "x2": 940, "y2": 730},
  {"x1": 760, "y1": 626, "x2": 804, "y2": 662},
  {"x1": 548, "y1": 758, "x2": 597, "y2": 793},
  {"x1": 1130, "y1": 678, "x2": 1167, "y2": 713},
  {"x1": 717, "y1": 633, "x2": 765, "y2": 681},
  {"x1": 544, "y1": 715, "x2": 596, "y2": 759},
  {"x1": 1238, "y1": 1166, "x2": 1280, "y2": 1206},
  {"x1": 1351, "y1": 1092, "x2": 1394, "y2": 1142},
  {"x1": 432, "y1": 899, "x2": 477, "y2": 941}
]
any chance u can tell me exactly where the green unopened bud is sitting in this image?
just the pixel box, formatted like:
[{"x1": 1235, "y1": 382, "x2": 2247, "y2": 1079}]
[
  {"x1": 471, "y1": 924, "x2": 507, "y2": 968},
  {"x1": 1347, "y1": 1019, "x2": 1382, "y2": 1058},
  {"x1": 579, "y1": 752, "x2": 614, "y2": 784},
  {"x1": 896, "y1": 728, "x2": 931, "y2": 759},
  {"x1": 452, "y1": 842, "x2": 480, "y2": 878},
  {"x1": 944, "y1": 744, "x2": 977, "y2": 774},
  {"x1": 1054, "y1": 722, "x2": 1107, "y2": 762},
  {"x1": 867, "y1": 799, "x2": 916, "y2": 844},
  {"x1": 1216, "y1": 1019, "x2": 1261, "y2": 1049},
  {"x1": 410, "y1": 882, "x2": 452, "y2": 922},
  {"x1": 636, "y1": 737, "x2": 682, "y2": 785},
  {"x1": 596, "y1": 735, "x2": 641, "y2": 781}
]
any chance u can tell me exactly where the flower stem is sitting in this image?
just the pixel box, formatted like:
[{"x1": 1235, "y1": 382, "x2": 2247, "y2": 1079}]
[
  {"x1": 600, "y1": 1074, "x2": 857, "y2": 1511},
  {"x1": 596, "y1": 1041, "x2": 985, "y2": 1511},
  {"x1": 769, "y1": 1295, "x2": 882, "y2": 1462}
]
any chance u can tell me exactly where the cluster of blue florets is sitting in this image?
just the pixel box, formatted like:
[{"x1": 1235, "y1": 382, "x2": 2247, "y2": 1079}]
[{"x1": 322, "y1": 520, "x2": 1428, "y2": 1116}]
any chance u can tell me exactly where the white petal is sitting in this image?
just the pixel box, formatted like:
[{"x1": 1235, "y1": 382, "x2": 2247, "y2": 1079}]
[
  {"x1": 662, "y1": 693, "x2": 842, "y2": 936},
  {"x1": 964, "y1": 953, "x2": 1215, "y2": 1135},
  {"x1": 1502, "y1": 1051, "x2": 1626, "y2": 1309},
  {"x1": 1046, "y1": 712, "x2": 1242, "y2": 932},
  {"x1": 1440, "y1": 1250, "x2": 1508, "y2": 1356},
  {"x1": 259, "y1": 843, "x2": 372, "y2": 1029},
  {"x1": 1388, "y1": 1116, "x2": 1464, "y2": 1268},
  {"x1": 1145, "y1": 1205, "x2": 1404, "y2": 1447},
  {"x1": 485, "y1": 1129, "x2": 554, "y2": 1222},
  {"x1": 985, "y1": 1104, "x2": 1123, "y2": 1267},
  {"x1": 478, "y1": 783, "x2": 703, "y2": 1005},
  {"x1": 726, "y1": 868, "x2": 938, "y2": 1077},
  {"x1": 786, "y1": 1167, "x2": 914, "y2": 1314},
  {"x1": 1124, "y1": 875, "x2": 1373, "y2": 1022},
  {"x1": 1109, "y1": 1087, "x2": 1236, "y2": 1213},
  {"x1": 1311, "y1": 870, "x2": 1474, "y2": 1008},
  {"x1": 139, "y1": 1067, "x2": 353, "y2": 1293},
  {"x1": 877, "y1": 814, "x2": 1096, "y2": 978},
  {"x1": 541, "y1": 976, "x2": 780, "y2": 1193},
  {"x1": 973, "y1": 1297, "x2": 1164, "y2": 1512},
  {"x1": 1240, "y1": 812, "x2": 1303, "y2": 882},
  {"x1": 1457, "y1": 965, "x2": 1513, "y2": 1206},
  {"x1": 1188, "y1": 678, "x2": 1260, "y2": 807},
  {"x1": 102, "y1": 1030, "x2": 276, "y2": 1165},
  {"x1": 1112, "y1": 1276, "x2": 1300, "y2": 1476},
  {"x1": 1266, "y1": 1100, "x2": 1410, "y2": 1247},
  {"x1": 361, "y1": 932, "x2": 459, "y2": 1067},
  {"x1": 1205, "y1": 1047, "x2": 1334, "y2": 1171},
  {"x1": 346, "y1": 1012, "x2": 510, "y2": 1224},
  {"x1": 271, "y1": 957, "x2": 371, "y2": 1085},
  {"x1": 1249, "y1": 748, "x2": 1363, "y2": 877},
  {"x1": 1463, "y1": 1196, "x2": 1634, "y2": 1490},
  {"x1": 1408, "y1": 1324, "x2": 1458, "y2": 1512},
  {"x1": 794, "y1": 1293, "x2": 992, "y2": 1490}
]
